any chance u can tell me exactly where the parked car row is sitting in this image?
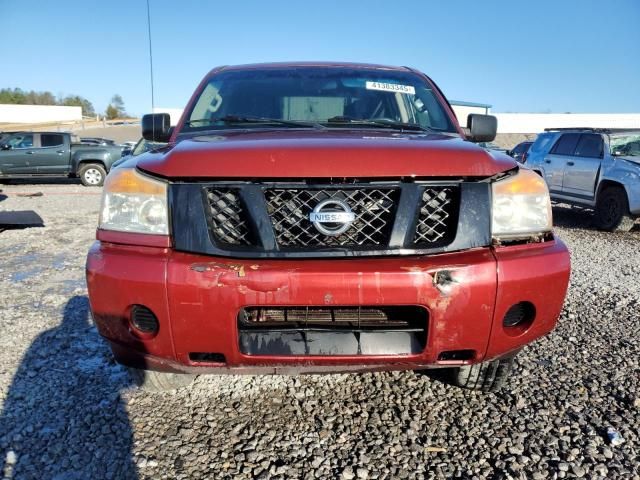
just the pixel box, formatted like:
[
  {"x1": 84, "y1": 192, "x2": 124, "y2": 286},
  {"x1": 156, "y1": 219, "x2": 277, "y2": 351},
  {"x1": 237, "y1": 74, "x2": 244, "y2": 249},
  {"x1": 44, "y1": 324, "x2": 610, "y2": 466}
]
[
  {"x1": 119, "y1": 141, "x2": 138, "y2": 156},
  {"x1": 80, "y1": 136, "x2": 141, "y2": 156},
  {"x1": 1, "y1": 123, "x2": 637, "y2": 235},
  {"x1": 79, "y1": 137, "x2": 116, "y2": 146},
  {"x1": 506, "y1": 141, "x2": 533, "y2": 163},
  {"x1": 111, "y1": 138, "x2": 167, "y2": 168},
  {"x1": 481, "y1": 140, "x2": 532, "y2": 163}
]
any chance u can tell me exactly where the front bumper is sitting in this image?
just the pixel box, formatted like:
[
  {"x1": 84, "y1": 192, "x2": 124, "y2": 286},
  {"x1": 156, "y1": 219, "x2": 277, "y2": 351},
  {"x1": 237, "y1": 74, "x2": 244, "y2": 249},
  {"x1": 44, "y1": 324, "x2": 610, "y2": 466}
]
[{"x1": 86, "y1": 239, "x2": 570, "y2": 374}]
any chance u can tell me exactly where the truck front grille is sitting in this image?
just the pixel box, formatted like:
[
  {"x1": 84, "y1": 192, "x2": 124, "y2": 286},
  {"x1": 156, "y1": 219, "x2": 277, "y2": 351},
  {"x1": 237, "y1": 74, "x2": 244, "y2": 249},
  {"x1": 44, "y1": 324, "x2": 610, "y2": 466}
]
[
  {"x1": 205, "y1": 189, "x2": 253, "y2": 246},
  {"x1": 265, "y1": 188, "x2": 398, "y2": 247},
  {"x1": 172, "y1": 179, "x2": 480, "y2": 258},
  {"x1": 414, "y1": 187, "x2": 458, "y2": 246}
]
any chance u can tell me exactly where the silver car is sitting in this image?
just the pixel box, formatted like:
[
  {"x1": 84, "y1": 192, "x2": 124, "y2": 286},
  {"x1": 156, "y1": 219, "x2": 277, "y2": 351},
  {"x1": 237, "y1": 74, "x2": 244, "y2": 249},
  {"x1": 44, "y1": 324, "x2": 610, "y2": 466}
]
[{"x1": 527, "y1": 128, "x2": 640, "y2": 231}]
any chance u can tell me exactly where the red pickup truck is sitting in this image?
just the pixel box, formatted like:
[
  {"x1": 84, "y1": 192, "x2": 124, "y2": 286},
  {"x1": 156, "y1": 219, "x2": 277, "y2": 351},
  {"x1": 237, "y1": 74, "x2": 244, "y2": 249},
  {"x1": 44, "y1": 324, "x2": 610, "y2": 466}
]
[{"x1": 86, "y1": 62, "x2": 570, "y2": 392}]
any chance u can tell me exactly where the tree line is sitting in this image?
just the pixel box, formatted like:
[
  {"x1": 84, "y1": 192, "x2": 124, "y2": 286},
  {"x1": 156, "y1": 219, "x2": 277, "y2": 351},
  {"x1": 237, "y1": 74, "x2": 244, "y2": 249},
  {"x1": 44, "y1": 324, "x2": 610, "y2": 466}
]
[{"x1": 0, "y1": 88, "x2": 128, "y2": 120}]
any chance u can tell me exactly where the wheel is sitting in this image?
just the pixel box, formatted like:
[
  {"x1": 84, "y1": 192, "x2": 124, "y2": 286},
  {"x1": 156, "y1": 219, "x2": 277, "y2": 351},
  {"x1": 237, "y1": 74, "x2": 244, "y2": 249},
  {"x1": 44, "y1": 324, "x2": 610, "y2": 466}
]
[
  {"x1": 127, "y1": 367, "x2": 196, "y2": 392},
  {"x1": 451, "y1": 354, "x2": 516, "y2": 392},
  {"x1": 594, "y1": 187, "x2": 636, "y2": 232},
  {"x1": 78, "y1": 163, "x2": 106, "y2": 187},
  {"x1": 423, "y1": 351, "x2": 518, "y2": 392}
]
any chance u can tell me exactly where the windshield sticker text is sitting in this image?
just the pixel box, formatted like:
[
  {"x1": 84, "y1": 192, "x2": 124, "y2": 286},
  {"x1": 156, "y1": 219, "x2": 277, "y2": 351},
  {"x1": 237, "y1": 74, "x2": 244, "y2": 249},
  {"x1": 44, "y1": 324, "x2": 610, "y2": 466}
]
[{"x1": 365, "y1": 81, "x2": 415, "y2": 95}]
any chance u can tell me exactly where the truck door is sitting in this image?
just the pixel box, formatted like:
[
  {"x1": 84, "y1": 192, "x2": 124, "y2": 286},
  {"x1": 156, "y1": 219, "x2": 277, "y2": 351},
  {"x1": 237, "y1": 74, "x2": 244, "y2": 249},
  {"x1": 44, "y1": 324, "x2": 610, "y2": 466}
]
[
  {"x1": 543, "y1": 133, "x2": 580, "y2": 194},
  {"x1": 561, "y1": 133, "x2": 603, "y2": 199},
  {"x1": 0, "y1": 133, "x2": 36, "y2": 174},
  {"x1": 33, "y1": 133, "x2": 69, "y2": 174}
]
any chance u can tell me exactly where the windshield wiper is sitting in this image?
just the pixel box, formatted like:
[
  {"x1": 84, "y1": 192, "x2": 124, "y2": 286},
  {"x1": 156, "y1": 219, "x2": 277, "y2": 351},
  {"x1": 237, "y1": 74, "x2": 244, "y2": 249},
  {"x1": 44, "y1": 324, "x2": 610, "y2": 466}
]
[
  {"x1": 325, "y1": 116, "x2": 431, "y2": 132},
  {"x1": 186, "y1": 115, "x2": 323, "y2": 129}
]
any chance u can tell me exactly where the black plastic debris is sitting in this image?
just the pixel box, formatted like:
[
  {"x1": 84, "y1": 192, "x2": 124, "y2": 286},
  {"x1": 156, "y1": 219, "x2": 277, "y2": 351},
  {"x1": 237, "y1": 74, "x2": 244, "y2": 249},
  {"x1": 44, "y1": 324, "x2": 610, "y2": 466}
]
[{"x1": 0, "y1": 210, "x2": 45, "y2": 232}]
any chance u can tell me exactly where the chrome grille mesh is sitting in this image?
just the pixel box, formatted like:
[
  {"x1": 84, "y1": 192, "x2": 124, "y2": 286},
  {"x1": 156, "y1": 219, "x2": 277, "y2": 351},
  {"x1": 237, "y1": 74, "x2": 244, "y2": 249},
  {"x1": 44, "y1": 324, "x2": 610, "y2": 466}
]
[
  {"x1": 202, "y1": 183, "x2": 459, "y2": 251},
  {"x1": 414, "y1": 187, "x2": 458, "y2": 245},
  {"x1": 265, "y1": 188, "x2": 398, "y2": 247},
  {"x1": 204, "y1": 189, "x2": 252, "y2": 245}
]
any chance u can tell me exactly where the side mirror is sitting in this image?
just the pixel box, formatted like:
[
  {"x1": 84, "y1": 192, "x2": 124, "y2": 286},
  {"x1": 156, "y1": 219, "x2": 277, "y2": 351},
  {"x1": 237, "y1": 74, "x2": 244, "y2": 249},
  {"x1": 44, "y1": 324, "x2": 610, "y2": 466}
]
[
  {"x1": 0, "y1": 143, "x2": 11, "y2": 150},
  {"x1": 505, "y1": 150, "x2": 512, "y2": 156},
  {"x1": 142, "y1": 113, "x2": 172, "y2": 142},
  {"x1": 466, "y1": 114, "x2": 497, "y2": 143}
]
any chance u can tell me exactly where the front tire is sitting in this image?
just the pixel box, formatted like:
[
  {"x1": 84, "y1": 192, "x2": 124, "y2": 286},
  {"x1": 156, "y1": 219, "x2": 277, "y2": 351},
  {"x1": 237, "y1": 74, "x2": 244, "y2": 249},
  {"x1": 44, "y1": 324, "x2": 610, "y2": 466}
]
[
  {"x1": 451, "y1": 355, "x2": 516, "y2": 392},
  {"x1": 594, "y1": 187, "x2": 636, "y2": 232},
  {"x1": 423, "y1": 351, "x2": 519, "y2": 392},
  {"x1": 127, "y1": 367, "x2": 196, "y2": 392},
  {"x1": 78, "y1": 163, "x2": 106, "y2": 187}
]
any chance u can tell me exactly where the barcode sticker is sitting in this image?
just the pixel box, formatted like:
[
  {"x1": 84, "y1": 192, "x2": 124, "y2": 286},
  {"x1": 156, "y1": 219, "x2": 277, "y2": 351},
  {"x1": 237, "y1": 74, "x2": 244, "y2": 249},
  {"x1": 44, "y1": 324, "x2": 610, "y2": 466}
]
[{"x1": 365, "y1": 81, "x2": 416, "y2": 95}]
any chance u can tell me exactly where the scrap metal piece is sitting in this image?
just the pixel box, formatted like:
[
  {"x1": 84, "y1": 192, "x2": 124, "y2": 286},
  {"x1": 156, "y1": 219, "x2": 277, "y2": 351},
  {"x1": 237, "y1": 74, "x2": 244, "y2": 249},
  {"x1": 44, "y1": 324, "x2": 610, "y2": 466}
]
[{"x1": 0, "y1": 210, "x2": 44, "y2": 231}]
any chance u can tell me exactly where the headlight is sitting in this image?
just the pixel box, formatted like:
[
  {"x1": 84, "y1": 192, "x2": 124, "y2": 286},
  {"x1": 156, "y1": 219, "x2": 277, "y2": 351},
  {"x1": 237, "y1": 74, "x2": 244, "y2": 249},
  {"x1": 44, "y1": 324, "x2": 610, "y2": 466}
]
[
  {"x1": 492, "y1": 168, "x2": 552, "y2": 240},
  {"x1": 99, "y1": 168, "x2": 169, "y2": 234}
]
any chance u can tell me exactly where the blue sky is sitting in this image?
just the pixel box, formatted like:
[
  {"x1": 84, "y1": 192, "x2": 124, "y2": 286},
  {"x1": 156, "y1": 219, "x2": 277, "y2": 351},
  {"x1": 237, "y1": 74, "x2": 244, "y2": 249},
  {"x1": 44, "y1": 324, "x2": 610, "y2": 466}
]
[{"x1": 1, "y1": 0, "x2": 639, "y2": 116}]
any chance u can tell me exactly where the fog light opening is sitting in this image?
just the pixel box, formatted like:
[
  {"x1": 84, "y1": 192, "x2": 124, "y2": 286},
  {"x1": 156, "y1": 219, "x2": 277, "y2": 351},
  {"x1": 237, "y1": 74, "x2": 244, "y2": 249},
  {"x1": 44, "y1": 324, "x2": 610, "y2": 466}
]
[
  {"x1": 438, "y1": 349, "x2": 476, "y2": 362},
  {"x1": 130, "y1": 305, "x2": 159, "y2": 336},
  {"x1": 502, "y1": 302, "x2": 535, "y2": 336},
  {"x1": 189, "y1": 352, "x2": 226, "y2": 364}
]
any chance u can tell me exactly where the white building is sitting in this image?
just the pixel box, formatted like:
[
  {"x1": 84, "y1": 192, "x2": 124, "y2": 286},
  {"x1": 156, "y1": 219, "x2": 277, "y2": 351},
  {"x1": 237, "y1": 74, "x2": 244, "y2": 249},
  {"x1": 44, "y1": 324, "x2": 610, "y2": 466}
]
[
  {"x1": 0, "y1": 104, "x2": 82, "y2": 124},
  {"x1": 450, "y1": 100, "x2": 491, "y2": 127},
  {"x1": 493, "y1": 113, "x2": 640, "y2": 133},
  {"x1": 153, "y1": 108, "x2": 185, "y2": 126}
]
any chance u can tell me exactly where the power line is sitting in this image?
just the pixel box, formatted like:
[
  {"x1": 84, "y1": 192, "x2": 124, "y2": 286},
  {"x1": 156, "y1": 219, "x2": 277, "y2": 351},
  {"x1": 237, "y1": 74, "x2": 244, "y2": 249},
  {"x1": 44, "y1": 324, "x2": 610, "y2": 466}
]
[{"x1": 146, "y1": 0, "x2": 155, "y2": 112}]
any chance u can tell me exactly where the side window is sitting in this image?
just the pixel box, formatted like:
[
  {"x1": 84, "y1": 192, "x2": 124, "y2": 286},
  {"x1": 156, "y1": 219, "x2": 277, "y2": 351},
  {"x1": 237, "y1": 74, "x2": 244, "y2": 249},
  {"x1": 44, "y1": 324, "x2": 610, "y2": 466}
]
[
  {"x1": 574, "y1": 134, "x2": 603, "y2": 158},
  {"x1": 41, "y1": 134, "x2": 65, "y2": 147},
  {"x1": 7, "y1": 134, "x2": 34, "y2": 149},
  {"x1": 530, "y1": 133, "x2": 555, "y2": 154},
  {"x1": 550, "y1": 133, "x2": 580, "y2": 156}
]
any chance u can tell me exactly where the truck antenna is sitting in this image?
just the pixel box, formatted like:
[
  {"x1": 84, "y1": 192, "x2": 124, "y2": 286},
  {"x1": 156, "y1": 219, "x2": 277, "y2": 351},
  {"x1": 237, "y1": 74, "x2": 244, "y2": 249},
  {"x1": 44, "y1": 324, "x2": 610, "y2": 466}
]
[{"x1": 146, "y1": 0, "x2": 155, "y2": 113}]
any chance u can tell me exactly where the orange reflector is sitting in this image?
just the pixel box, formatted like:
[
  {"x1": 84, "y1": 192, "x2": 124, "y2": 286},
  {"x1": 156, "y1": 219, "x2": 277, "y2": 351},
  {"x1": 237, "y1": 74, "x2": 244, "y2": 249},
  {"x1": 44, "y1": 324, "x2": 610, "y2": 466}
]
[
  {"x1": 493, "y1": 168, "x2": 548, "y2": 196},
  {"x1": 103, "y1": 168, "x2": 166, "y2": 195}
]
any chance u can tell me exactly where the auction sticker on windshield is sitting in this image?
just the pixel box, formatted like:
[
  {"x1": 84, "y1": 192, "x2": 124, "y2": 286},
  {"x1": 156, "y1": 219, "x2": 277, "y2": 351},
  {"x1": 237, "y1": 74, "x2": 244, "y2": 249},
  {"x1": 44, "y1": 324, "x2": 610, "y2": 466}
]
[{"x1": 366, "y1": 81, "x2": 416, "y2": 95}]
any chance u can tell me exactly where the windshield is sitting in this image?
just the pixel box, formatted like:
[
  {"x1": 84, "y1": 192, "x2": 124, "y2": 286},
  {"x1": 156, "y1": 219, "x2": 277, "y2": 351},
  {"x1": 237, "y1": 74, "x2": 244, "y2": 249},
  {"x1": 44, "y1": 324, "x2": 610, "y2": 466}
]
[
  {"x1": 530, "y1": 133, "x2": 556, "y2": 154},
  {"x1": 132, "y1": 138, "x2": 165, "y2": 156},
  {"x1": 182, "y1": 67, "x2": 457, "y2": 133},
  {"x1": 610, "y1": 133, "x2": 640, "y2": 156}
]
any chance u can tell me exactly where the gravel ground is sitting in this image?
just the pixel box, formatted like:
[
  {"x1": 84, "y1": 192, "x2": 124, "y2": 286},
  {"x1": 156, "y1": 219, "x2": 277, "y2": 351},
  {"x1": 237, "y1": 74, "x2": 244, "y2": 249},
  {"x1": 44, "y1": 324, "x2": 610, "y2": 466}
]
[{"x1": 0, "y1": 182, "x2": 638, "y2": 480}]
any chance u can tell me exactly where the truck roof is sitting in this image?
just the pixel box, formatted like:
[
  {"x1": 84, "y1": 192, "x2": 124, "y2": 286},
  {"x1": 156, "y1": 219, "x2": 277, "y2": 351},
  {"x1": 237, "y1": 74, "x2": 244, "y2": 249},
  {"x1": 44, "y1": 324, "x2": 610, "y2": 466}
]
[{"x1": 213, "y1": 61, "x2": 413, "y2": 75}]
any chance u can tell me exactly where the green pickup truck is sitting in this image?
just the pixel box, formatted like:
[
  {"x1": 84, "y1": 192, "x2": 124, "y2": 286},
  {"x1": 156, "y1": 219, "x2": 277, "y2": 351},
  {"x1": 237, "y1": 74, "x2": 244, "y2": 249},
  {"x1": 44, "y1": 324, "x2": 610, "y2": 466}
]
[{"x1": 0, "y1": 131, "x2": 122, "y2": 186}]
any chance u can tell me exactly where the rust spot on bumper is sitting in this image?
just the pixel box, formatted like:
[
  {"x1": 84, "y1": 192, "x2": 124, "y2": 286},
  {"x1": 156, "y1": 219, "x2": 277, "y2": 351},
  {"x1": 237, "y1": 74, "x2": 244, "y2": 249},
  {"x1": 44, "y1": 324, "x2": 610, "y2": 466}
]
[{"x1": 191, "y1": 262, "x2": 246, "y2": 277}]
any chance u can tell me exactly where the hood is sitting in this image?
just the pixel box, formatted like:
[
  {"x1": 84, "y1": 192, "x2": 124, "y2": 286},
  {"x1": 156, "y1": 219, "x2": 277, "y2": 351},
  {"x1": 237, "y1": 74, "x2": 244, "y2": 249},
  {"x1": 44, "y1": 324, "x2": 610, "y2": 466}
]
[{"x1": 137, "y1": 130, "x2": 516, "y2": 179}]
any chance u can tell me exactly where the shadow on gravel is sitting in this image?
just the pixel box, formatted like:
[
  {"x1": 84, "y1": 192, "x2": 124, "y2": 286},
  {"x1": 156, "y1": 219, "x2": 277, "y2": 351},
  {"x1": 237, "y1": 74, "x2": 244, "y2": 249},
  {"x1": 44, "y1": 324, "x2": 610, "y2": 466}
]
[
  {"x1": 552, "y1": 204, "x2": 640, "y2": 232},
  {"x1": 1, "y1": 178, "x2": 82, "y2": 186},
  {"x1": 552, "y1": 204, "x2": 599, "y2": 230},
  {"x1": 0, "y1": 296, "x2": 137, "y2": 479}
]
